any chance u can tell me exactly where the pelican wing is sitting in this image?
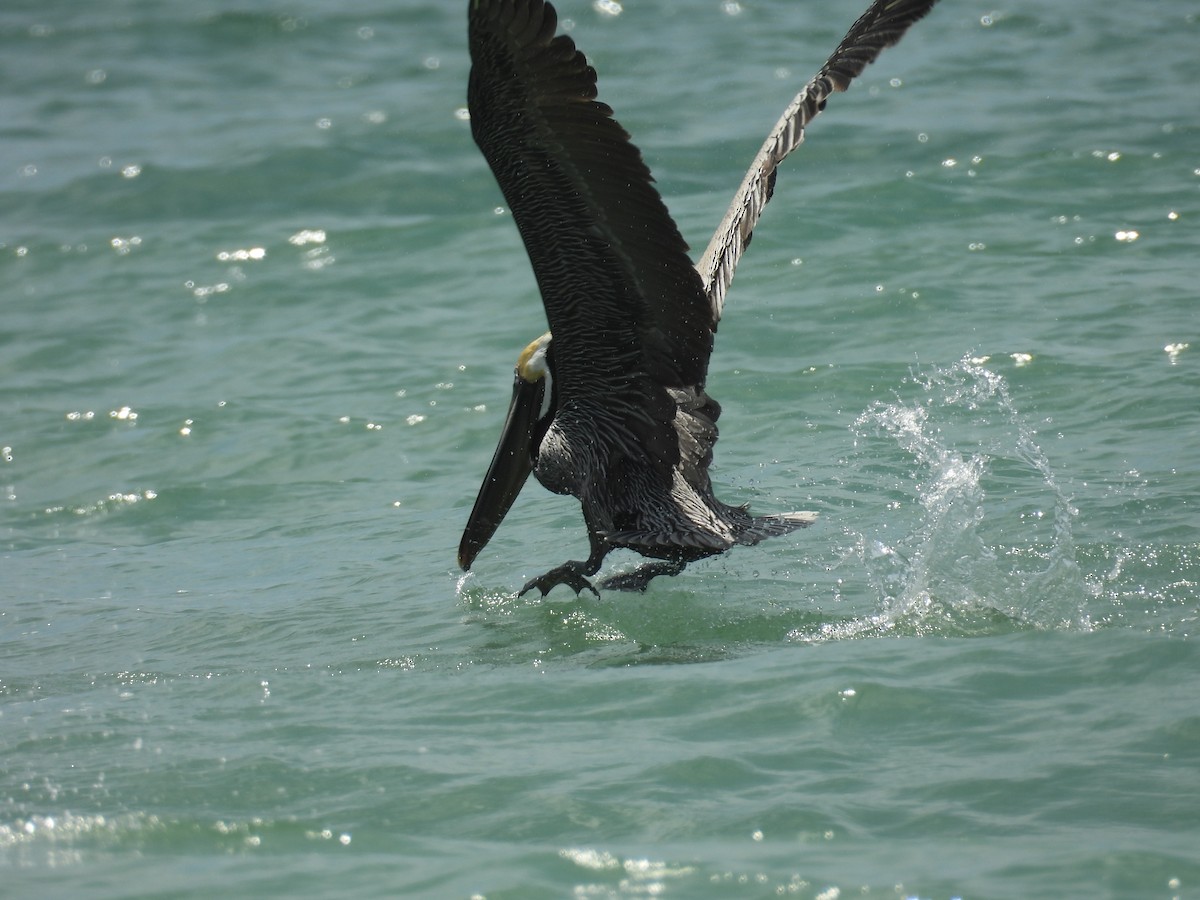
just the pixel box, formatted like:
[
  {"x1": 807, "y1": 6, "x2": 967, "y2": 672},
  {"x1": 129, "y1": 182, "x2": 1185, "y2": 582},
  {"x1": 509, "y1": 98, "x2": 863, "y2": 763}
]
[
  {"x1": 468, "y1": 0, "x2": 713, "y2": 396},
  {"x1": 697, "y1": 0, "x2": 938, "y2": 323}
]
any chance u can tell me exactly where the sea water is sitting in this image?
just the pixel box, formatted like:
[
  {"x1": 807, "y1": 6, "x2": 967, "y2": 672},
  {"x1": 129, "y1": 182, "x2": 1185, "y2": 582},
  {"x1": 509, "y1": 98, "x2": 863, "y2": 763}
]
[{"x1": 3, "y1": 0, "x2": 1198, "y2": 897}]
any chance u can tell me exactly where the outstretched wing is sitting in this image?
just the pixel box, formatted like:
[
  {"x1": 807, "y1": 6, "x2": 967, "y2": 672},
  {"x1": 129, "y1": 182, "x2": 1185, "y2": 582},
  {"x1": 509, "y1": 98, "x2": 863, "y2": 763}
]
[
  {"x1": 697, "y1": 0, "x2": 939, "y2": 323},
  {"x1": 468, "y1": 0, "x2": 714, "y2": 394}
]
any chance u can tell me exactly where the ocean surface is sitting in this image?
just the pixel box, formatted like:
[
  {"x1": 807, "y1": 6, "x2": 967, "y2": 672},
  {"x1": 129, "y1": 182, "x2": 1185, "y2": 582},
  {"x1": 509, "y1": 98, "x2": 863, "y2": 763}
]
[{"x1": 3, "y1": 0, "x2": 1198, "y2": 897}]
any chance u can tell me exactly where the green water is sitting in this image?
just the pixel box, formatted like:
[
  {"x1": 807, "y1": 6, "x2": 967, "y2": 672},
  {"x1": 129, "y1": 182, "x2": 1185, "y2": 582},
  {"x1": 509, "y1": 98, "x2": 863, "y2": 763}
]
[{"x1": 3, "y1": 1, "x2": 1198, "y2": 897}]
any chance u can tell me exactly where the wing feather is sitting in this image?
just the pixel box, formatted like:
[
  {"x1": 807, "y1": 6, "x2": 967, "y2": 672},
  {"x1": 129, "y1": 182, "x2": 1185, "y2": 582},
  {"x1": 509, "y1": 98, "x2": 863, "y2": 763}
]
[
  {"x1": 697, "y1": 0, "x2": 939, "y2": 323},
  {"x1": 468, "y1": 0, "x2": 713, "y2": 395}
]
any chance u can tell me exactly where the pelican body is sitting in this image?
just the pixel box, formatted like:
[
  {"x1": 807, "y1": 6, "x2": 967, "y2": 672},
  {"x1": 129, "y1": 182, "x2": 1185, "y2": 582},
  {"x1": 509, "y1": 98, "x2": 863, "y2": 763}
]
[{"x1": 459, "y1": 0, "x2": 938, "y2": 596}]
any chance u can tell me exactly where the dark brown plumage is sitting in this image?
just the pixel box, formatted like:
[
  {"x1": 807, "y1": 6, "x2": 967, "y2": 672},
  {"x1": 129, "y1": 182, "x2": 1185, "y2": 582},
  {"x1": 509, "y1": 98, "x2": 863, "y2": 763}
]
[{"x1": 459, "y1": 0, "x2": 938, "y2": 596}]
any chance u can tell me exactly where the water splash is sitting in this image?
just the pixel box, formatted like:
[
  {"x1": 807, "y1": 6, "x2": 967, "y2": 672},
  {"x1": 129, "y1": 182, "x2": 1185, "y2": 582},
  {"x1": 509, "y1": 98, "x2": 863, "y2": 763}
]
[{"x1": 845, "y1": 357, "x2": 1089, "y2": 635}]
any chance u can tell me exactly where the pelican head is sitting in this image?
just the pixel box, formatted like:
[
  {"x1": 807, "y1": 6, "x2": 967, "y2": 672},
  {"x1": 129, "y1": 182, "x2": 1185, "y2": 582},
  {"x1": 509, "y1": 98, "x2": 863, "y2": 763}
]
[
  {"x1": 517, "y1": 331, "x2": 552, "y2": 383},
  {"x1": 458, "y1": 332, "x2": 553, "y2": 570}
]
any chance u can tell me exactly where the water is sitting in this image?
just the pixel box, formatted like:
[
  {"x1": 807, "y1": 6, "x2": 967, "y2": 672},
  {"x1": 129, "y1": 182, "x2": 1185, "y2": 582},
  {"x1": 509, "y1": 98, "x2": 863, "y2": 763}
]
[{"x1": 3, "y1": 0, "x2": 1198, "y2": 896}]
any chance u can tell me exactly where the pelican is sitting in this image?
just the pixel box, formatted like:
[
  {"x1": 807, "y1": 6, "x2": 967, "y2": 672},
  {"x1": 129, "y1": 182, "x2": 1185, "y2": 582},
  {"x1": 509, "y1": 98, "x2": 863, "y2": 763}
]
[{"x1": 459, "y1": 0, "x2": 938, "y2": 596}]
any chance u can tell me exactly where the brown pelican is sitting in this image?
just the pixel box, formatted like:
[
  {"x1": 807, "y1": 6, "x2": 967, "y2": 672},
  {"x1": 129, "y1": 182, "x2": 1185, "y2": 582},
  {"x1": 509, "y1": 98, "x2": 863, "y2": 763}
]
[{"x1": 459, "y1": 0, "x2": 938, "y2": 596}]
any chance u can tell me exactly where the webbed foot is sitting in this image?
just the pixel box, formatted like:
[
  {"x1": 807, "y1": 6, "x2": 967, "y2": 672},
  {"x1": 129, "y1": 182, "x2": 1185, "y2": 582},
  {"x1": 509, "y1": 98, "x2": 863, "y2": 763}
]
[
  {"x1": 518, "y1": 562, "x2": 601, "y2": 598},
  {"x1": 597, "y1": 559, "x2": 686, "y2": 592}
]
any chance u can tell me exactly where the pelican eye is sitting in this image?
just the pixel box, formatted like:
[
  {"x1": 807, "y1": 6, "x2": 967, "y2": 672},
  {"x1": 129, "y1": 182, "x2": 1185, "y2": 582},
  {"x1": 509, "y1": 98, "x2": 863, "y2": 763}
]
[{"x1": 517, "y1": 332, "x2": 552, "y2": 382}]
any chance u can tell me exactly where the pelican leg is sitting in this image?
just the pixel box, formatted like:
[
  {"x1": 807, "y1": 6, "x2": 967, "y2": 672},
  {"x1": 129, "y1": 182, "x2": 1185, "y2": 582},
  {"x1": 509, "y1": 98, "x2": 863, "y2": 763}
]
[
  {"x1": 597, "y1": 558, "x2": 687, "y2": 593},
  {"x1": 518, "y1": 563, "x2": 600, "y2": 598},
  {"x1": 518, "y1": 539, "x2": 608, "y2": 598}
]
